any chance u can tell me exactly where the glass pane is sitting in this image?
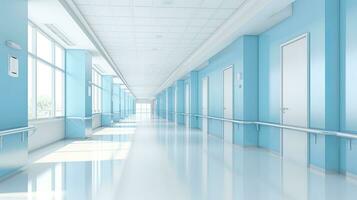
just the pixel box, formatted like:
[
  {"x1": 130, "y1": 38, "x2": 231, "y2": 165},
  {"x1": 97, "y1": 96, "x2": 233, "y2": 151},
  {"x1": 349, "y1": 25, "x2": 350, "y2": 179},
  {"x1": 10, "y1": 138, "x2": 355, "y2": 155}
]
[
  {"x1": 28, "y1": 25, "x2": 33, "y2": 53},
  {"x1": 55, "y1": 70, "x2": 64, "y2": 116},
  {"x1": 28, "y1": 56, "x2": 34, "y2": 119},
  {"x1": 55, "y1": 46, "x2": 64, "y2": 69},
  {"x1": 37, "y1": 61, "x2": 53, "y2": 118},
  {"x1": 37, "y1": 31, "x2": 53, "y2": 63}
]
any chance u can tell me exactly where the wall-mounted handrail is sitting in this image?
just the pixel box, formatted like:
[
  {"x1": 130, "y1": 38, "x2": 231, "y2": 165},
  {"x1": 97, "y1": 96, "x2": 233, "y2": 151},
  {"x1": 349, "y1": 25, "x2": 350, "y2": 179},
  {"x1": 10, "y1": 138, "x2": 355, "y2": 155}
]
[
  {"x1": 167, "y1": 112, "x2": 357, "y2": 140},
  {"x1": 0, "y1": 126, "x2": 36, "y2": 137},
  {"x1": 66, "y1": 116, "x2": 93, "y2": 121}
]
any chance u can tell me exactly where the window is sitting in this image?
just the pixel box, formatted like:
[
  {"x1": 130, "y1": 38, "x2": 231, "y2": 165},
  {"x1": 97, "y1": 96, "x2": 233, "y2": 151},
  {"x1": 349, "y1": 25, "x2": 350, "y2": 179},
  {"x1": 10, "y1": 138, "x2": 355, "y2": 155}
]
[
  {"x1": 136, "y1": 103, "x2": 151, "y2": 113},
  {"x1": 28, "y1": 22, "x2": 65, "y2": 119},
  {"x1": 37, "y1": 61, "x2": 53, "y2": 118},
  {"x1": 92, "y1": 68, "x2": 102, "y2": 113}
]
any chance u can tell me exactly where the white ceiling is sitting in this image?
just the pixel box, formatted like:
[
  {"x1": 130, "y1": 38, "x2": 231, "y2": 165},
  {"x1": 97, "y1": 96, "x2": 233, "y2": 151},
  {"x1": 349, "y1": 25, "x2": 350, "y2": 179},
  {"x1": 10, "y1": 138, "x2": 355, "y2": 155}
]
[{"x1": 72, "y1": 0, "x2": 246, "y2": 98}]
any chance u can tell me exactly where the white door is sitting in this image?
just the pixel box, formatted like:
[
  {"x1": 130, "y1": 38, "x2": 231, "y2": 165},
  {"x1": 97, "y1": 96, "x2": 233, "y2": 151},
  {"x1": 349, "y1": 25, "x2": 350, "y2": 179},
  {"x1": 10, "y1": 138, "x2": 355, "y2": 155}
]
[
  {"x1": 281, "y1": 34, "x2": 309, "y2": 164},
  {"x1": 223, "y1": 67, "x2": 233, "y2": 143},
  {"x1": 185, "y1": 84, "x2": 190, "y2": 128},
  {"x1": 202, "y1": 77, "x2": 209, "y2": 134}
]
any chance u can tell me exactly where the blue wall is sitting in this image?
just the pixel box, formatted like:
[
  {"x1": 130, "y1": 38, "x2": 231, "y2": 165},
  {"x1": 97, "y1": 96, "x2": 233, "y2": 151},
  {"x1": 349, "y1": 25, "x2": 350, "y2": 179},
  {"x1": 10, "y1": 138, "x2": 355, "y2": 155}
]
[
  {"x1": 197, "y1": 37, "x2": 246, "y2": 138},
  {"x1": 101, "y1": 76, "x2": 113, "y2": 126},
  {"x1": 120, "y1": 88, "x2": 125, "y2": 119},
  {"x1": 189, "y1": 71, "x2": 199, "y2": 128},
  {"x1": 156, "y1": 0, "x2": 357, "y2": 175},
  {"x1": 235, "y1": 36, "x2": 259, "y2": 146},
  {"x1": 176, "y1": 80, "x2": 185, "y2": 124},
  {"x1": 66, "y1": 50, "x2": 92, "y2": 138},
  {"x1": 340, "y1": 0, "x2": 357, "y2": 175},
  {"x1": 258, "y1": 0, "x2": 340, "y2": 171},
  {"x1": 112, "y1": 84, "x2": 121, "y2": 122},
  {"x1": 0, "y1": 0, "x2": 28, "y2": 179},
  {"x1": 167, "y1": 87, "x2": 174, "y2": 121}
]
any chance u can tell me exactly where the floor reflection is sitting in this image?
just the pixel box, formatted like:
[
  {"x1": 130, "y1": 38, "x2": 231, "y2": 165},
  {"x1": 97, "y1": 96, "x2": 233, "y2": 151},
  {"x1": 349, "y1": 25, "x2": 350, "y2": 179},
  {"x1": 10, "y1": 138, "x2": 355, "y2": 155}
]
[
  {"x1": 1, "y1": 117, "x2": 357, "y2": 200},
  {"x1": 0, "y1": 118, "x2": 136, "y2": 200},
  {"x1": 157, "y1": 121, "x2": 357, "y2": 200}
]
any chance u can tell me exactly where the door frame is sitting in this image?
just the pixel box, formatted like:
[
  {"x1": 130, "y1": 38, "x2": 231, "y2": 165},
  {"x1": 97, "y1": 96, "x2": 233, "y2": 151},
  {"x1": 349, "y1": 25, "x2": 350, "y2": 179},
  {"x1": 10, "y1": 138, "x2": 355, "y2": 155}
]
[
  {"x1": 223, "y1": 65, "x2": 234, "y2": 142},
  {"x1": 202, "y1": 76, "x2": 209, "y2": 134},
  {"x1": 280, "y1": 33, "x2": 310, "y2": 163}
]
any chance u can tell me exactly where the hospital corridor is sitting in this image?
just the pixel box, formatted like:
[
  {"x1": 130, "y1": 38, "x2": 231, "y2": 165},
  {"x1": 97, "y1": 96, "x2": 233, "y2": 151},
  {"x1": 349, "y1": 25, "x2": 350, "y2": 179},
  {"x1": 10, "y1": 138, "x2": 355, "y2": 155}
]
[{"x1": 1, "y1": 0, "x2": 357, "y2": 199}]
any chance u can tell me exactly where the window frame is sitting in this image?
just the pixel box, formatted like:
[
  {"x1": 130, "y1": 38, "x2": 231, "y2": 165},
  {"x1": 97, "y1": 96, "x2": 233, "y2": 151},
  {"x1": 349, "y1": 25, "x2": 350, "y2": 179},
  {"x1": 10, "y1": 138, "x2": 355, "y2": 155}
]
[
  {"x1": 136, "y1": 103, "x2": 151, "y2": 113},
  {"x1": 28, "y1": 21, "x2": 66, "y2": 120}
]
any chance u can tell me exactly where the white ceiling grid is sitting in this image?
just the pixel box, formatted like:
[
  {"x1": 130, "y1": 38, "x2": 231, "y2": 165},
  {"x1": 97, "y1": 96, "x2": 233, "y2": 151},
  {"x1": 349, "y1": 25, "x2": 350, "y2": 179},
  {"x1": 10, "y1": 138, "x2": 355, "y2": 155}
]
[{"x1": 73, "y1": 0, "x2": 245, "y2": 98}]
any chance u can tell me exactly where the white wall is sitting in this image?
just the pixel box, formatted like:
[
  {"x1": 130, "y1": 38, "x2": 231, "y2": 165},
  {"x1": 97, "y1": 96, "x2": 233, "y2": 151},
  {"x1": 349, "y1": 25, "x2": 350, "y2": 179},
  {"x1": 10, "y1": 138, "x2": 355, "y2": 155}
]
[
  {"x1": 92, "y1": 113, "x2": 102, "y2": 129},
  {"x1": 29, "y1": 118, "x2": 65, "y2": 152}
]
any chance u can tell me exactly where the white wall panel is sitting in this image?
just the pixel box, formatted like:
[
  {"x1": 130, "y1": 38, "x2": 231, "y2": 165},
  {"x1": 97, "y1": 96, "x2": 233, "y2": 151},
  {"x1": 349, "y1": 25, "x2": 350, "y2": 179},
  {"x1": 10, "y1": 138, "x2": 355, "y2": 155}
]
[{"x1": 29, "y1": 118, "x2": 65, "y2": 151}]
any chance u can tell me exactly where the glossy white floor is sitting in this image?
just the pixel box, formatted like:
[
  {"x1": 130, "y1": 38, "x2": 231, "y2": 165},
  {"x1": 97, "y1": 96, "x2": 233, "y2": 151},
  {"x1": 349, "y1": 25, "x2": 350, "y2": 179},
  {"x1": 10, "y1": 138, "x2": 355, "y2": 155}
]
[{"x1": 1, "y1": 114, "x2": 357, "y2": 200}]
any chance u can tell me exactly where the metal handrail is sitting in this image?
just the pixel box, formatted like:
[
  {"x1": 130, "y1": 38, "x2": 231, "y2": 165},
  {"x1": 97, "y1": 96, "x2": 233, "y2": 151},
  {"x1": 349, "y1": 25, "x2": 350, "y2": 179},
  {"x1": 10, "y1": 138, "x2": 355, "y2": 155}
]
[
  {"x1": 167, "y1": 112, "x2": 357, "y2": 140},
  {"x1": 0, "y1": 126, "x2": 36, "y2": 137},
  {"x1": 66, "y1": 116, "x2": 93, "y2": 121}
]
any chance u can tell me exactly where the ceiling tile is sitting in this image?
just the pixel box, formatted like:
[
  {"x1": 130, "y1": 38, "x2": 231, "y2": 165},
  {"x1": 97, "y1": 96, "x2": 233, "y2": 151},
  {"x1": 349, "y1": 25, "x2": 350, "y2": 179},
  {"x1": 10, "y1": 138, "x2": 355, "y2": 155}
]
[
  {"x1": 73, "y1": 0, "x2": 239, "y2": 98},
  {"x1": 212, "y1": 9, "x2": 235, "y2": 19},
  {"x1": 220, "y1": 0, "x2": 245, "y2": 9},
  {"x1": 200, "y1": 0, "x2": 224, "y2": 8}
]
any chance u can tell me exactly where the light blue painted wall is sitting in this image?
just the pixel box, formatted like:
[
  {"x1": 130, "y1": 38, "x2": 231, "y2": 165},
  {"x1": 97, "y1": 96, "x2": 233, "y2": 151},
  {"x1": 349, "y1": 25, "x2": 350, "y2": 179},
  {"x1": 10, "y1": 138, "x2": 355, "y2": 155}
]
[
  {"x1": 259, "y1": 0, "x2": 340, "y2": 171},
  {"x1": 113, "y1": 84, "x2": 120, "y2": 122},
  {"x1": 157, "y1": 0, "x2": 357, "y2": 174},
  {"x1": 259, "y1": 0, "x2": 324, "y2": 152},
  {"x1": 197, "y1": 37, "x2": 247, "y2": 138},
  {"x1": 167, "y1": 87, "x2": 174, "y2": 121},
  {"x1": 340, "y1": 0, "x2": 357, "y2": 175},
  {"x1": 189, "y1": 71, "x2": 199, "y2": 128},
  {"x1": 160, "y1": 91, "x2": 167, "y2": 119},
  {"x1": 65, "y1": 50, "x2": 92, "y2": 138},
  {"x1": 0, "y1": 0, "x2": 28, "y2": 130},
  {"x1": 184, "y1": 79, "x2": 190, "y2": 126},
  {"x1": 124, "y1": 92, "x2": 128, "y2": 117},
  {"x1": 155, "y1": 94, "x2": 160, "y2": 117},
  {"x1": 120, "y1": 88, "x2": 125, "y2": 119},
  {"x1": 235, "y1": 36, "x2": 259, "y2": 146},
  {"x1": 0, "y1": 0, "x2": 28, "y2": 179},
  {"x1": 102, "y1": 76, "x2": 113, "y2": 126},
  {"x1": 176, "y1": 80, "x2": 185, "y2": 124}
]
